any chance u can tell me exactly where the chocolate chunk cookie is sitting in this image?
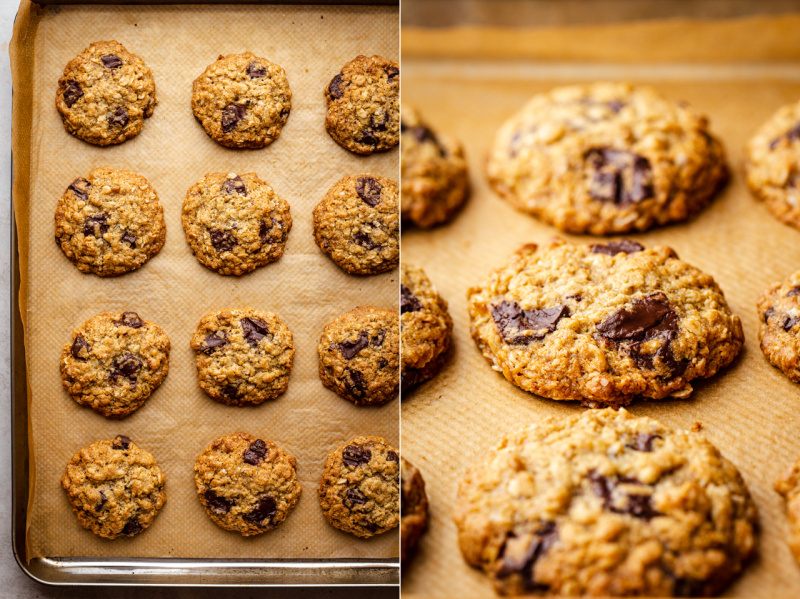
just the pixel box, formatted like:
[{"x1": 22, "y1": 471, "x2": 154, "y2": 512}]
[
  {"x1": 776, "y1": 455, "x2": 800, "y2": 566},
  {"x1": 192, "y1": 52, "x2": 291, "y2": 148},
  {"x1": 312, "y1": 174, "x2": 399, "y2": 275},
  {"x1": 401, "y1": 457, "x2": 428, "y2": 563},
  {"x1": 61, "y1": 435, "x2": 166, "y2": 539},
  {"x1": 55, "y1": 41, "x2": 157, "y2": 146},
  {"x1": 318, "y1": 436, "x2": 400, "y2": 538},
  {"x1": 467, "y1": 239, "x2": 743, "y2": 407},
  {"x1": 486, "y1": 82, "x2": 728, "y2": 235},
  {"x1": 324, "y1": 55, "x2": 399, "y2": 155},
  {"x1": 401, "y1": 105, "x2": 469, "y2": 228},
  {"x1": 401, "y1": 264, "x2": 453, "y2": 392},
  {"x1": 454, "y1": 408, "x2": 758, "y2": 596},
  {"x1": 757, "y1": 269, "x2": 800, "y2": 381},
  {"x1": 190, "y1": 308, "x2": 294, "y2": 406},
  {"x1": 55, "y1": 167, "x2": 166, "y2": 277},
  {"x1": 318, "y1": 306, "x2": 399, "y2": 406},
  {"x1": 182, "y1": 172, "x2": 292, "y2": 276},
  {"x1": 60, "y1": 311, "x2": 170, "y2": 418},
  {"x1": 194, "y1": 432, "x2": 301, "y2": 536}
]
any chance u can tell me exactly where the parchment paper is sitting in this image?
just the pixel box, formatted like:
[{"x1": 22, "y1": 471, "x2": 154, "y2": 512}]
[
  {"x1": 402, "y1": 16, "x2": 800, "y2": 598},
  {"x1": 12, "y1": 1, "x2": 399, "y2": 561}
]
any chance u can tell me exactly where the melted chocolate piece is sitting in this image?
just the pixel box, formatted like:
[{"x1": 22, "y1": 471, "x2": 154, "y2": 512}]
[
  {"x1": 101, "y1": 54, "x2": 123, "y2": 69},
  {"x1": 108, "y1": 106, "x2": 129, "y2": 127},
  {"x1": 328, "y1": 73, "x2": 345, "y2": 99},
  {"x1": 338, "y1": 330, "x2": 369, "y2": 360},
  {"x1": 112, "y1": 436, "x2": 131, "y2": 450},
  {"x1": 787, "y1": 286, "x2": 800, "y2": 298},
  {"x1": 590, "y1": 239, "x2": 644, "y2": 256},
  {"x1": 585, "y1": 148, "x2": 654, "y2": 205},
  {"x1": 204, "y1": 489, "x2": 232, "y2": 514},
  {"x1": 588, "y1": 471, "x2": 661, "y2": 520},
  {"x1": 70, "y1": 334, "x2": 90, "y2": 360},
  {"x1": 344, "y1": 368, "x2": 366, "y2": 397},
  {"x1": 110, "y1": 352, "x2": 142, "y2": 384},
  {"x1": 496, "y1": 522, "x2": 558, "y2": 591},
  {"x1": 359, "y1": 129, "x2": 378, "y2": 147},
  {"x1": 342, "y1": 445, "x2": 371, "y2": 468},
  {"x1": 200, "y1": 332, "x2": 227, "y2": 354},
  {"x1": 371, "y1": 329, "x2": 386, "y2": 347},
  {"x1": 386, "y1": 66, "x2": 399, "y2": 82},
  {"x1": 353, "y1": 231, "x2": 378, "y2": 250},
  {"x1": 770, "y1": 121, "x2": 800, "y2": 150},
  {"x1": 96, "y1": 490, "x2": 107, "y2": 512},
  {"x1": 387, "y1": 450, "x2": 398, "y2": 462},
  {"x1": 122, "y1": 519, "x2": 142, "y2": 536},
  {"x1": 222, "y1": 176, "x2": 246, "y2": 196},
  {"x1": 63, "y1": 80, "x2": 84, "y2": 107},
  {"x1": 68, "y1": 178, "x2": 90, "y2": 201},
  {"x1": 346, "y1": 488, "x2": 367, "y2": 505},
  {"x1": 241, "y1": 317, "x2": 269, "y2": 347},
  {"x1": 222, "y1": 384, "x2": 240, "y2": 400},
  {"x1": 356, "y1": 177, "x2": 382, "y2": 206},
  {"x1": 118, "y1": 311, "x2": 144, "y2": 328},
  {"x1": 490, "y1": 301, "x2": 569, "y2": 345},
  {"x1": 259, "y1": 219, "x2": 271, "y2": 244},
  {"x1": 221, "y1": 104, "x2": 246, "y2": 133},
  {"x1": 243, "y1": 439, "x2": 268, "y2": 465},
  {"x1": 359, "y1": 520, "x2": 379, "y2": 533},
  {"x1": 607, "y1": 99, "x2": 625, "y2": 113},
  {"x1": 627, "y1": 432, "x2": 660, "y2": 452},
  {"x1": 247, "y1": 62, "x2": 267, "y2": 78},
  {"x1": 209, "y1": 229, "x2": 236, "y2": 252},
  {"x1": 371, "y1": 113, "x2": 387, "y2": 132},
  {"x1": 121, "y1": 231, "x2": 136, "y2": 248},
  {"x1": 243, "y1": 496, "x2": 277, "y2": 524},
  {"x1": 83, "y1": 213, "x2": 109, "y2": 237},
  {"x1": 400, "y1": 285, "x2": 423, "y2": 314}
]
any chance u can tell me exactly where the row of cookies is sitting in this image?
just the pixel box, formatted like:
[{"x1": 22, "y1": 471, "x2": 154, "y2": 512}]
[
  {"x1": 56, "y1": 41, "x2": 399, "y2": 154},
  {"x1": 62, "y1": 433, "x2": 399, "y2": 540},
  {"x1": 55, "y1": 167, "x2": 399, "y2": 277},
  {"x1": 62, "y1": 307, "x2": 399, "y2": 418}
]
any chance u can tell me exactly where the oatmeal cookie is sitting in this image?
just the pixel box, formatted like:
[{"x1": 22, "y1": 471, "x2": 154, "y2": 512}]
[
  {"x1": 401, "y1": 457, "x2": 428, "y2": 563},
  {"x1": 757, "y1": 269, "x2": 800, "y2": 381}
]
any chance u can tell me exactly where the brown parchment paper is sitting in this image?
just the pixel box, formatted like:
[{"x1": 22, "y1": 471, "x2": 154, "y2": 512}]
[
  {"x1": 402, "y1": 17, "x2": 800, "y2": 598},
  {"x1": 11, "y1": 1, "x2": 399, "y2": 561}
]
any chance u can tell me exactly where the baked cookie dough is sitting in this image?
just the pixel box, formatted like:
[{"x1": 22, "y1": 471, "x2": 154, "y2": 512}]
[
  {"x1": 61, "y1": 435, "x2": 166, "y2": 539},
  {"x1": 467, "y1": 238, "x2": 743, "y2": 407},
  {"x1": 182, "y1": 172, "x2": 291, "y2": 276},
  {"x1": 486, "y1": 82, "x2": 728, "y2": 235},
  {"x1": 56, "y1": 40, "x2": 157, "y2": 146},
  {"x1": 55, "y1": 167, "x2": 166, "y2": 277},
  {"x1": 317, "y1": 306, "x2": 399, "y2": 406},
  {"x1": 318, "y1": 436, "x2": 399, "y2": 538},
  {"x1": 401, "y1": 264, "x2": 453, "y2": 392},
  {"x1": 194, "y1": 432, "x2": 301, "y2": 536},
  {"x1": 454, "y1": 408, "x2": 758, "y2": 596},
  {"x1": 312, "y1": 174, "x2": 399, "y2": 275},
  {"x1": 757, "y1": 269, "x2": 800, "y2": 381},
  {"x1": 192, "y1": 52, "x2": 291, "y2": 148},
  {"x1": 61, "y1": 311, "x2": 170, "y2": 418},
  {"x1": 190, "y1": 308, "x2": 294, "y2": 406},
  {"x1": 775, "y1": 455, "x2": 800, "y2": 566},
  {"x1": 401, "y1": 457, "x2": 428, "y2": 563},
  {"x1": 324, "y1": 55, "x2": 399, "y2": 155},
  {"x1": 401, "y1": 105, "x2": 469, "y2": 228}
]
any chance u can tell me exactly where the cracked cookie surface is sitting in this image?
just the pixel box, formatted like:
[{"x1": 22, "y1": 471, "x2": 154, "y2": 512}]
[
  {"x1": 757, "y1": 269, "x2": 800, "y2": 382},
  {"x1": 401, "y1": 457, "x2": 428, "y2": 563}
]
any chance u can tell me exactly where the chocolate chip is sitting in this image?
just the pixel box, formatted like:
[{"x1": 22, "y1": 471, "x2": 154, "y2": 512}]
[
  {"x1": 771, "y1": 122, "x2": 800, "y2": 150},
  {"x1": 222, "y1": 384, "x2": 240, "y2": 399},
  {"x1": 108, "y1": 106, "x2": 129, "y2": 127},
  {"x1": 590, "y1": 239, "x2": 644, "y2": 256},
  {"x1": 371, "y1": 329, "x2": 387, "y2": 347},
  {"x1": 259, "y1": 219, "x2": 271, "y2": 244},
  {"x1": 585, "y1": 148, "x2": 654, "y2": 205},
  {"x1": 222, "y1": 176, "x2": 246, "y2": 196},
  {"x1": 70, "y1": 334, "x2": 90, "y2": 360},
  {"x1": 209, "y1": 229, "x2": 236, "y2": 252},
  {"x1": 201, "y1": 332, "x2": 227, "y2": 354},
  {"x1": 356, "y1": 177, "x2": 382, "y2": 207},
  {"x1": 121, "y1": 231, "x2": 136, "y2": 248},
  {"x1": 247, "y1": 62, "x2": 267, "y2": 78},
  {"x1": 597, "y1": 293, "x2": 673, "y2": 341},
  {"x1": 607, "y1": 100, "x2": 625, "y2": 113},
  {"x1": 346, "y1": 488, "x2": 367, "y2": 505},
  {"x1": 241, "y1": 317, "x2": 269, "y2": 347},
  {"x1": 68, "y1": 178, "x2": 90, "y2": 201},
  {"x1": 328, "y1": 73, "x2": 345, "y2": 99},
  {"x1": 101, "y1": 54, "x2": 123, "y2": 69},
  {"x1": 118, "y1": 311, "x2": 143, "y2": 328},
  {"x1": 496, "y1": 522, "x2": 558, "y2": 590},
  {"x1": 785, "y1": 316, "x2": 800, "y2": 331},
  {"x1": 386, "y1": 66, "x2": 399, "y2": 82},
  {"x1": 121, "y1": 519, "x2": 142, "y2": 536},
  {"x1": 353, "y1": 231, "x2": 379, "y2": 250},
  {"x1": 410, "y1": 125, "x2": 435, "y2": 144},
  {"x1": 243, "y1": 439, "x2": 268, "y2": 465},
  {"x1": 83, "y1": 213, "x2": 109, "y2": 237},
  {"x1": 401, "y1": 285, "x2": 423, "y2": 314},
  {"x1": 243, "y1": 495, "x2": 277, "y2": 524},
  {"x1": 96, "y1": 490, "x2": 107, "y2": 512},
  {"x1": 588, "y1": 471, "x2": 661, "y2": 520},
  {"x1": 762, "y1": 307, "x2": 800, "y2": 331},
  {"x1": 387, "y1": 450, "x2": 398, "y2": 462},
  {"x1": 338, "y1": 330, "x2": 369, "y2": 360},
  {"x1": 110, "y1": 352, "x2": 142, "y2": 384},
  {"x1": 204, "y1": 489, "x2": 232, "y2": 514},
  {"x1": 359, "y1": 520, "x2": 378, "y2": 533},
  {"x1": 221, "y1": 104, "x2": 246, "y2": 133},
  {"x1": 112, "y1": 436, "x2": 131, "y2": 450},
  {"x1": 342, "y1": 445, "x2": 371, "y2": 467},
  {"x1": 627, "y1": 432, "x2": 660, "y2": 452},
  {"x1": 359, "y1": 129, "x2": 378, "y2": 147},
  {"x1": 344, "y1": 368, "x2": 366, "y2": 397},
  {"x1": 490, "y1": 301, "x2": 570, "y2": 345},
  {"x1": 63, "y1": 80, "x2": 83, "y2": 107},
  {"x1": 787, "y1": 286, "x2": 800, "y2": 297},
  {"x1": 371, "y1": 113, "x2": 388, "y2": 132}
]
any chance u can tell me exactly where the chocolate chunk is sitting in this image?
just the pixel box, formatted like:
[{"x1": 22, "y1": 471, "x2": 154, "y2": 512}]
[
  {"x1": 386, "y1": 66, "x2": 399, "y2": 82},
  {"x1": 371, "y1": 113, "x2": 388, "y2": 132},
  {"x1": 222, "y1": 384, "x2": 240, "y2": 399},
  {"x1": 109, "y1": 106, "x2": 129, "y2": 128},
  {"x1": 344, "y1": 368, "x2": 366, "y2": 397},
  {"x1": 241, "y1": 317, "x2": 269, "y2": 347},
  {"x1": 68, "y1": 178, "x2": 90, "y2": 201},
  {"x1": 371, "y1": 329, "x2": 387, "y2": 347},
  {"x1": 328, "y1": 73, "x2": 345, "y2": 99},
  {"x1": 771, "y1": 122, "x2": 800, "y2": 150},
  {"x1": 387, "y1": 450, "x2": 398, "y2": 462},
  {"x1": 101, "y1": 54, "x2": 123, "y2": 69},
  {"x1": 359, "y1": 129, "x2": 378, "y2": 147},
  {"x1": 410, "y1": 125, "x2": 435, "y2": 144},
  {"x1": 112, "y1": 435, "x2": 131, "y2": 450},
  {"x1": 597, "y1": 293, "x2": 673, "y2": 341},
  {"x1": 259, "y1": 219, "x2": 271, "y2": 244},
  {"x1": 221, "y1": 104, "x2": 246, "y2": 133},
  {"x1": 243, "y1": 495, "x2": 277, "y2": 524},
  {"x1": 222, "y1": 176, "x2": 246, "y2": 196},
  {"x1": 353, "y1": 231, "x2": 378, "y2": 250},
  {"x1": 491, "y1": 301, "x2": 569, "y2": 345},
  {"x1": 764, "y1": 307, "x2": 777, "y2": 324},
  {"x1": 607, "y1": 99, "x2": 625, "y2": 113},
  {"x1": 70, "y1": 334, "x2": 90, "y2": 360},
  {"x1": 496, "y1": 522, "x2": 558, "y2": 590},
  {"x1": 356, "y1": 177, "x2": 382, "y2": 207},
  {"x1": 118, "y1": 311, "x2": 144, "y2": 328},
  {"x1": 588, "y1": 471, "x2": 661, "y2": 520},
  {"x1": 83, "y1": 213, "x2": 109, "y2": 237},
  {"x1": 96, "y1": 490, "x2": 107, "y2": 512},
  {"x1": 121, "y1": 519, "x2": 142, "y2": 536},
  {"x1": 627, "y1": 432, "x2": 660, "y2": 452},
  {"x1": 785, "y1": 316, "x2": 800, "y2": 331},
  {"x1": 209, "y1": 229, "x2": 236, "y2": 252},
  {"x1": 63, "y1": 80, "x2": 83, "y2": 107},
  {"x1": 204, "y1": 489, "x2": 232, "y2": 514},
  {"x1": 346, "y1": 488, "x2": 367, "y2": 505},
  {"x1": 590, "y1": 239, "x2": 644, "y2": 256},
  {"x1": 359, "y1": 520, "x2": 378, "y2": 533},
  {"x1": 342, "y1": 445, "x2": 371, "y2": 468},
  {"x1": 585, "y1": 148, "x2": 654, "y2": 205},
  {"x1": 247, "y1": 62, "x2": 267, "y2": 78},
  {"x1": 121, "y1": 231, "x2": 136, "y2": 248},
  {"x1": 200, "y1": 332, "x2": 227, "y2": 354},
  {"x1": 243, "y1": 439, "x2": 268, "y2": 465},
  {"x1": 110, "y1": 352, "x2": 142, "y2": 384},
  {"x1": 338, "y1": 330, "x2": 369, "y2": 360},
  {"x1": 787, "y1": 286, "x2": 800, "y2": 298},
  {"x1": 401, "y1": 285, "x2": 423, "y2": 314}
]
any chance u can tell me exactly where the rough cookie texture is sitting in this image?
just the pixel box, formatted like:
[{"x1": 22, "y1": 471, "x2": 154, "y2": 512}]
[
  {"x1": 757, "y1": 269, "x2": 800, "y2": 382},
  {"x1": 401, "y1": 457, "x2": 429, "y2": 563},
  {"x1": 194, "y1": 432, "x2": 301, "y2": 536},
  {"x1": 454, "y1": 408, "x2": 758, "y2": 596},
  {"x1": 61, "y1": 435, "x2": 166, "y2": 539},
  {"x1": 55, "y1": 167, "x2": 166, "y2": 277},
  {"x1": 467, "y1": 239, "x2": 743, "y2": 407},
  {"x1": 192, "y1": 52, "x2": 291, "y2": 148},
  {"x1": 61, "y1": 311, "x2": 170, "y2": 418},
  {"x1": 401, "y1": 105, "x2": 469, "y2": 228},
  {"x1": 190, "y1": 308, "x2": 294, "y2": 406},
  {"x1": 486, "y1": 82, "x2": 728, "y2": 235},
  {"x1": 313, "y1": 174, "x2": 399, "y2": 275},
  {"x1": 401, "y1": 264, "x2": 453, "y2": 392},
  {"x1": 318, "y1": 306, "x2": 399, "y2": 406},
  {"x1": 182, "y1": 172, "x2": 292, "y2": 276},
  {"x1": 745, "y1": 99, "x2": 800, "y2": 229},
  {"x1": 56, "y1": 40, "x2": 156, "y2": 146},
  {"x1": 775, "y1": 455, "x2": 800, "y2": 567},
  {"x1": 318, "y1": 436, "x2": 400, "y2": 538},
  {"x1": 324, "y1": 55, "x2": 399, "y2": 155}
]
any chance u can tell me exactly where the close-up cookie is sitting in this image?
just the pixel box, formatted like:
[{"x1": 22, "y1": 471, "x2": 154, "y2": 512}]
[
  {"x1": 191, "y1": 52, "x2": 291, "y2": 148},
  {"x1": 61, "y1": 435, "x2": 166, "y2": 539},
  {"x1": 401, "y1": 457, "x2": 428, "y2": 563},
  {"x1": 775, "y1": 455, "x2": 800, "y2": 567},
  {"x1": 182, "y1": 172, "x2": 292, "y2": 276},
  {"x1": 190, "y1": 308, "x2": 294, "y2": 406},
  {"x1": 757, "y1": 269, "x2": 800, "y2": 382},
  {"x1": 312, "y1": 174, "x2": 399, "y2": 275},
  {"x1": 745, "y1": 99, "x2": 800, "y2": 230},
  {"x1": 324, "y1": 55, "x2": 399, "y2": 155},
  {"x1": 55, "y1": 167, "x2": 166, "y2": 277},
  {"x1": 318, "y1": 436, "x2": 400, "y2": 538},
  {"x1": 60, "y1": 311, "x2": 170, "y2": 418},
  {"x1": 401, "y1": 105, "x2": 469, "y2": 228},
  {"x1": 55, "y1": 40, "x2": 157, "y2": 146},
  {"x1": 194, "y1": 432, "x2": 301, "y2": 536},
  {"x1": 467, "y1": 238, "x2": 743, "y2": 407},
  {"x1": 454, "y1": 408, "x2": 758, "y2": 596},
  {"x1": 401, "y1": 264, "x2": 453, "y2": 392},
  {"x1": 317, "y1": 306, "x2": 399, "y2": 406},
  {"x1": 486, "y1": 82, "x2": 728, "y2": 235}
]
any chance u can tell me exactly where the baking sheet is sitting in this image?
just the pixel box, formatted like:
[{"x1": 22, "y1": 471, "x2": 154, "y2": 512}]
[
  {"x1": 12, "y1": 1, "x2": 399, "y2": 562},
  {"x1": 401, "y1": 16, "x2": 800, "y2": 598}
]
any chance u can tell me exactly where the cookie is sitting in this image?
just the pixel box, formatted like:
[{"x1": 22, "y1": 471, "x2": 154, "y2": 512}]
[
  {"x1": 401, "y1": 457, "x2": 428, "y2": 563},
  {"x1": 191, "y1": 52, "x2": 291, "y2": 148},
  {"x1": 194, "y1": 432, "x2": 301, "y2": 536},
  {"x1": 324, "y1": 55, "x2": 399, "y2": 155},
  {"x1": 190, "y1": 308, "x2": 294, "y2": 406},
  {"x1": 312, "y1": 175, "x2": 399, "y2": 275},
  {"x1": 745, "y1": 99, "x2": 800, "y2": 229},
  {"x1": 454, "y1": 408, "x2": 757, "y2": 596},
  {"x1": 486, "y1": 82, "x2": 728, "y2": 235},
  {"x1": 317, "y1": 306, "x2": 399, "y2": 406},
  {"x1": 757, "y1": 269, "x2": 800, "y2": 381},
  {"x1": 61, "y1": 435, "x2": 166, "y2": 539},
  {"x1": 182, "y1": 172, "x2": 292, "y2": 276},
  {"x1": 775, "y1": 455, "x2": 800, "y2": 566},
  {"x1": 401, "y1": 105, "x2": 469, "y2": 228},
  {"x1": 55, "y1": 167, "x2": 166, "y2": 277},
  {"x1": 60, "y1": 311, "x2": 170, "y2": 418},
  {"x1": 56, "y1": 41, "x2": 157, "y2": 146},
  {"x1": 467, "y1": 238, "x2": 743, "y2": 407},
  {"x1": 401, "y1": 264, "x2": 453, "y2": 392},
  {"x1": 319, "y1": 436, "x2": 400, "y2": 538}
]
